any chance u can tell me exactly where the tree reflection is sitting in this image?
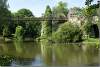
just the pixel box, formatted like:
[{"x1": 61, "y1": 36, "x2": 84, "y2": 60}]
[
  {"x1": 40, "y1": 42, "x2": 99, "y2": 66},
  {"x1": 41, "y1": 41, "x2": 53, "y2": 66},
  {"x1": 14, "y1": 40, "x2": 23, "y2": 54}
]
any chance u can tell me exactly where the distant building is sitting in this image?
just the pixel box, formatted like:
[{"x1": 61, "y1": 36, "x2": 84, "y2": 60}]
[
  {"x1": 67, "y1": 7, "x2": 84, "y2": 27},
  {"x1": 68, "y1": 7, "x2": 99, "y2": 38}
]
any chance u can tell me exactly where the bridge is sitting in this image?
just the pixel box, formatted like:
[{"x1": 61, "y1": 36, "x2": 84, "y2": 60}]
[
  {"x1": 5, "y1": 17, "x2": 68, "y2": 38},
  {"x1": 8, "y1": 17, "x2": 68, "y2": 21},
  {"x1": 4, "y1": 16, "x2": 100, "y2": 38}
]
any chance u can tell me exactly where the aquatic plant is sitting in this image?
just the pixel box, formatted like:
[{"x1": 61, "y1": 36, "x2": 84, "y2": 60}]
[{"x1": 0, "y1": 55, "x2": 14, "y2": 66}]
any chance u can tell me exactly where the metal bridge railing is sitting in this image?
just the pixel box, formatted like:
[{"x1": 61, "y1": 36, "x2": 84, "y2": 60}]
[{"x1": 8, "y1": 17, "x2": 68, "y2": 21}]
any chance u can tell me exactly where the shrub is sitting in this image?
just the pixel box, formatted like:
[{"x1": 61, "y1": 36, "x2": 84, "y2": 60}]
[
  {"x1": 14, "y1": 26, "x2": 24, "y2": 41},
  {"x1": 82, "y1": 19, "x2": 92, "y2": 36},
  {"x1": 52, "y1": 22, "x2": 82, "y2": 43},
  {"x1": 3, "y1": 26, "x2": 10, "y2": 37},
  {"x1": 0, "y1": 55, "x2": 14, "y2": 66}
]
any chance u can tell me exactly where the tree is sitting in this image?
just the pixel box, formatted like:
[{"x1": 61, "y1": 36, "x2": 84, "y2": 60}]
[
  {"x1": 12, "y1": 8, "x2": 34, "y2": 29},
  {"x1": 14, "y1": 26, "x2": 24, "y2": 41},
  {"x1": 85, "y1": 0, "x2": 99, "y2": 17},
  {"x1": 13, "y1": 9, "x2": 41, "y2": 38},
  {"x1": 85, "y1": 0, "x2": 93, "y2": 6},
  {"x1": 0, "y1": 0, "x2": 11, "y2": 36},
  {"x1": 14, "y1": 8, "x2": 34, "y2": 17},
  {"x1": 0, "y1": 0, "x2": 8, "y2": 8},
  {"x1": 52, "y1": 1, "x2": 68, "y2": 31},
  {"x1": 53, "y1": 1, "x2": 68, "y2": 17},
  {"x1": 83, "y1": 0, "x2": 99, "y2": 37},
  {"x1": 44, "y1": 5, "x2": 52, "y2": 17},
  {"x1": 41, "y1": 5, "x2": 52, "y2": 38},
  {"x1": 52, "y1": 22, "x2": 82, "y2": 43}
]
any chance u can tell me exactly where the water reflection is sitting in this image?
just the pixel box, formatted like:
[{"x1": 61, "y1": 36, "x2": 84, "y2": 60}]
[
  {"x1": 40, "y1": 42, "x2": 100, "y2": 66},
  {"x1": 14, "y1": 41, "x2": 23, "y2": 54},
  {"x1": 41, "y1": 41, "x2": 53, "y2": 66},
  {"x1": 12, "y1": 41, "x2": 41, "y2": 66},
  {"x1": 53, "y1": 44, "x2": 99, "y2": 66},
  {"x1": 0, "y1": 41, "x2": 100, "y2": 66}
]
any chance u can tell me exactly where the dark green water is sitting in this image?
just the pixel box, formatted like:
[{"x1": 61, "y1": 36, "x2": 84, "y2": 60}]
[{"x1": 0, "y1": 41, "x2": 100, "y2": 66}]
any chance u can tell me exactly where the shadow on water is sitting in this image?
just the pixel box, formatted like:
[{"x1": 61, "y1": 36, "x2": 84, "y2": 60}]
[{"x1": 0, "y1": 40, "x2": 100, "y2": 66}]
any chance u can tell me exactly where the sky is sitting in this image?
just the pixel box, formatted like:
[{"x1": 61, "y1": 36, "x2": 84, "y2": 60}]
[{"x1": 8, "y1": 0, "x2": 97, "y2": 17}]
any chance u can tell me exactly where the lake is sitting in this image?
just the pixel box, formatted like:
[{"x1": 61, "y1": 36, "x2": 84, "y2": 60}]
[{"x1": 0, "y1": 41, "x2": 100, "y2": 66}]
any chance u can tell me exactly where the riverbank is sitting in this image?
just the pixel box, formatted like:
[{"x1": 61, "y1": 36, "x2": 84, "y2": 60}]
[
  {"x1": 82, "y1": 38, "x2": 99, "y2": 44},
  {"x1": 0, "y1": 36, "x2": 35, "y2": 43},
  {"x1": 0, "y1": 35, "x2": 99, "y2": 44}
]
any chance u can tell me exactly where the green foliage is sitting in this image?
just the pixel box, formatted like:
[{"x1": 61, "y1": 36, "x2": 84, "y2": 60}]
[
  {"x1": 3, "y1": 26, "x2": 10, "y2": 37},
  {"x1": 12, "y1": 9, "x2": 41, "y2": 38},
  {"x1": 14, "y1": 26, "x2": 24, "y2": 41},
  {"x1": 82, "y1": 18, "x2": 93, "y2": 36},
  {"x1": 12, "y1": 8, "x2": 34, "y2": 29},
  {"x1": 83, "y1": 38, "x2": 99, "y2": 43},
  {"x1": 0, "y1": 55, "x2": 14, "y2": 66},
  {"x1": 97, "y1": 6, "x2": 100, "y2": 30},
  {"x1": 41, "y1": 5, "x2": 52, "y2": 38},
  {"x1": 82, "y1": 2, "x2": 98, "y2": 36},
  {"x1": 53, "y1": 1, "x2": 68, "y2": 17},
  {"x1": 0, "y1": 0, "x2": 8, "y2": 8},
  {"x1": 52, "y1": 22, "x2": 82, "y2": 43},
  {"x1": 82, "y1": 7, "x2": 97, "y2": 18},
  {"x1": 97, "y1": 5, "x2": 100, "y2": 16},
  {"x1": 52, "y1": 1, "x2": 68, "y2": 31},
  {"x1": 24, "y1": 21, "x2": 41, "y2": 38},
  {"x1": 85, "y1": 0, "x2": 93, "y2": 6},
  {"x1": 13, "y1": 8, "x2": 34, "y2": 17},
  {"x1": 0, "y1": 0, "x2": 11, "y2": 34},
  {"x1": 82, "y1": 0, "x2": 99, "y2": 36},
  {"x1": 44, "y1": 5, "x2": 52, "y2": 17},
  {"x1": 84, "y1": 0, "x2": 99, "y2": 17}
]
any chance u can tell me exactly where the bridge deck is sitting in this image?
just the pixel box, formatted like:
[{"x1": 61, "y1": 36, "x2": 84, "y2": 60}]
[{"x1": 9, "y1": 17, "x2": 68, "y2": 21}]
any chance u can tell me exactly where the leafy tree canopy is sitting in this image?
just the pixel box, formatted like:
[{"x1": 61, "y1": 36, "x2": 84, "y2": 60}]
[
  {"x1": 52, "y1": 1, "x2": 68, "y2": 17},
  {"x1": 85, "y1": 0, "x2": 94, "y2": 6},
  {"x1": 0, "y1": 0, "x2": 8, "y2": 8},
  {"x1": 44, "y1": 5, "x2": 52, "y2": 17},
  {"x1": 13, "y1": 8, "x2": 34, "y2": 17},
  {"x1": 52, "y1": 22, "x2": 82, "y2": 43},
  {"x1": 0, "y1": 0, "x2": 11, "y2": 20},
  {"x1": 84, "y1": 0, "x2": 99, "y2": 17},
  {"x1": 41, "y1": 5, "x2": 52, "y2": 37},
  {"x1": 0, "y1": 0, "x2": 11, "y2": 34},
  {"x1": 52, "y1": 1, "x2": 68, "y2": 31}
]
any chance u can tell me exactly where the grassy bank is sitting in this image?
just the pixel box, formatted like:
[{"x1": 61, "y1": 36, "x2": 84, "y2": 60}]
[{"x1": 82, "y1": 38, "x2": 99, "y2": 44}]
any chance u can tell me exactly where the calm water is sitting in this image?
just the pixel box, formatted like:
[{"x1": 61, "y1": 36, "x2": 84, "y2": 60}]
[{"x1": 0, "y1": 41, "x2": 100, "y2": 66}]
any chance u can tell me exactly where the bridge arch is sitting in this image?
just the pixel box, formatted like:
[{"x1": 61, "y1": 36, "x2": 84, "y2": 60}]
[{"x1": 90, "y1": 24, "x2": 99, "y2": 38}]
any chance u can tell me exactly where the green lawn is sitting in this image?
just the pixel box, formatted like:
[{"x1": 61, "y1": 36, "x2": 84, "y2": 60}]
[{"x1": 83, "y1": 38, "x2": 99, "y2": 44}]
